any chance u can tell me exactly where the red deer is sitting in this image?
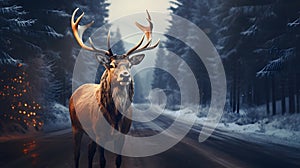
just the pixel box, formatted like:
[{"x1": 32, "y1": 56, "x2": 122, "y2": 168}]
[{"x1": 69, "y1": 8, "x2": 159, "y2": 168}]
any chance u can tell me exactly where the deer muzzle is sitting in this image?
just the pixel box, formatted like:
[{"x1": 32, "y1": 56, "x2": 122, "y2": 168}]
[{"x1": 118, "y1": 70, "x2": 131, "y2": 86}]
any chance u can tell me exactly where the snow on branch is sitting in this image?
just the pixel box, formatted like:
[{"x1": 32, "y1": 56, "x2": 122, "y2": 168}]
[
  {"x1": 256, "y1": 48, "x2": 296, "y2": 77},
  {"x1": 39, "y1": 51, "x2": 61, "y2": 72},
  {"x1": 257, "y1": 58, "x2": 283, "y2": 77},
  {"x1": 8, "y1": 18, "x2": 36, "y2": 27},
  {"x1": 45, "y1": 9, "x2": 70, "y2": 18},
  {"x1": 43, "y1": 25, "x2": 63, "y2": 38},
  {"x1": 0, "y1": 5, "x2": 27, "y2": 15},
  {"x1": 229, "y1": 5, "x2": 275, "y2": 17},
  {"x1": 288, "y1": 18, "x2": 300, "y2": 27},
  {"x1": 241, "y1": 25, "x2": 257, "y2": 36},
  {"x1": 223, "y1": 48, "x2": 237, "y2": 59},
  {"x1": 253, "y1": 48, "x2": 267, "y2": 55},
  {"x1": 0, "y1": 51, "x2": 22, "y2": 66},
  {"x1": 24, "y1": 41, "x2": 42, "y2": 54}
]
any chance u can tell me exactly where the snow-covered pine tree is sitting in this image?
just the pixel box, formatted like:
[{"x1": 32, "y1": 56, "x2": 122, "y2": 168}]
[
  {"x1": 255, "y1": 1, "x2": 300, "y2": 114},
  {"x1": 0, "y1": 0, "x2": 111, "y2": 132},
  {"x1": 153, "y1": 0, "x2": 216, "y2": 108},
  {"x1": 0, "y1": 0, "x2": 45, "y2": 132}
]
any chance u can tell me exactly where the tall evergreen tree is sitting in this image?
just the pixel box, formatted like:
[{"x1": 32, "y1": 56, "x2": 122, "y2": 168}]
[{"x1": 0, "y1": 0, "x2": 111, "y2": 132}]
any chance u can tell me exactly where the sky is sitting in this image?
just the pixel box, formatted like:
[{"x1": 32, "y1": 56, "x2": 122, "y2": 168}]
[
  {"x1": 108, "y1": 0, "x2": 171, "y2": 21},
  {"x1": 106, "y1": 0, "x2": 172, "y2": 92},
  {"x1": 107, "y1": 0, "x2": 171, "y2": 37},
  {"x1": 106, "y1": 0, "x2": 171, "y2": 50}
]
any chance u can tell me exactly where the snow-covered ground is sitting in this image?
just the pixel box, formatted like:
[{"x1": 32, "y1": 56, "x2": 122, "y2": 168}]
[
  {"x1": 161, "y1": 105, "x2": 300, "y2": 148},
  {"x1": 42, "y1": 103, "x2": 71, "y2": 132},
  {"x1": 1, "y1": 102, "x2": 300, "y2": 149}
]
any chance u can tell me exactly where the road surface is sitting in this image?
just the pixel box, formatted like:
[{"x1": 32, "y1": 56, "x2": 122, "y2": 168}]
[{"x1": 1, "y1": 114, "x2": 300, "y2": 168}]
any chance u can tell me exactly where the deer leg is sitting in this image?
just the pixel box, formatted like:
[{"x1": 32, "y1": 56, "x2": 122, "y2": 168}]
[
  {"x1": 114, "y1": 135, "x2": 125, "y2": 168},
  {"x1": 99, "y1": 146, "x2": 106, "y2": 168},
  {"x1": 115, "y1": 154, "x2": 122, "y2": 168},
  {"x1": 88, "y1": 141, "x2": 97, "y2": 168},
  {"x1": 73, "y1": 130, "x2": 83, "y2": 168}
]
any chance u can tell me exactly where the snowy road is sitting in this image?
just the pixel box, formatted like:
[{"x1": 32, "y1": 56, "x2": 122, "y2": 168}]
[{"x1": 1, "y1": 114, "x2": 300, "y2": 168}]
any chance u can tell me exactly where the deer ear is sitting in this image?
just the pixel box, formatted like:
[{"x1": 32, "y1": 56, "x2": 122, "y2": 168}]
[
  {"x1": 129, "y1": 54, "x2": 145, "y2": 65},
  {"x1": 95, "y1": 54, "x2": 110, "y2": 68}
]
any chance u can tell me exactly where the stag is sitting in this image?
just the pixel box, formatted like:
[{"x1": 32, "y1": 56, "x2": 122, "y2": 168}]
[{"x1": 69, "y1": 8, "x2": 159, "y2": 168}]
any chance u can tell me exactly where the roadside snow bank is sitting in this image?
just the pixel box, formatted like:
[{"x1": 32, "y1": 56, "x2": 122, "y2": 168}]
[
  {"x1": 160, "y1": 105, "x2": 300, "y2": 147},
  {"x1": 42, "y1": 103, "x2": 71, "y2": 132},
  {"x1": 218, "y1": 113, "x2": 300, "y2": 146}
]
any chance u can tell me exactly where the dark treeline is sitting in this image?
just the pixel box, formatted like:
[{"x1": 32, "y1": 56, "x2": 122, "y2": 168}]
[
  {"x1": 152, "y1": 0, "x2": 300, "y2": 114},
  {"x1": 0, "y1": 0, "x2": 111, "y2": 132}
]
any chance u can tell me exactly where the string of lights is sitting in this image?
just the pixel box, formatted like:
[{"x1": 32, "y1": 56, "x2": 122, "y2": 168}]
[{"x1": 0, "y1": 68, "x2": 43, "y2": 129}]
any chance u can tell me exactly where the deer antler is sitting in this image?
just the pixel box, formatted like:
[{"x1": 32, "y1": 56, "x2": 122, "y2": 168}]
[
  {"x1": 124, "y1": 10, "x2": 160, "y2": 57},
  {"x1": 71, "y1": 8, "x2": 113, "y2": 57}
]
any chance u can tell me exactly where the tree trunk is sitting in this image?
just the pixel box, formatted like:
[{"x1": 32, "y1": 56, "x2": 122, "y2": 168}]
[
  {"x1": 265, "y1": 78, "x2": 270, "y2": 115},
  {"x1": 296, "y1": 74, "x2": 300, "y2": 113},
  {"x1": 233, "y1": 74, "x2": 237, "y2": 113},
  {"x1": 246, "y1": 85, "x2": 250, "y2": 105},
  {"x1": 281, "y1": 78, "x2": 286, "y2": 115},
  {"x1": 288, "y1": 74, "x2": 295, "y2": 114},
  {"x1": 251, "y1": 84, "x2": 255, "y2": 105},
  {"x1": 230, "y1": 85, "x2": 234, "y2": 111},
  {"x1": 297, "y1": 89, "x2": 300, "y2": 113},
  {"x1": 236, "y1": 71, "x2": 240, "y2": 114},
  {"x1": 271, "y1": 76, "x2": 276, "y2": 115},
  {"x1": 254, "y1": 80, "x2": 260, "y2": 105}
]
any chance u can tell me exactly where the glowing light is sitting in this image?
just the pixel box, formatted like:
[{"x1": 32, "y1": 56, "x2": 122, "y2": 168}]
[
  {"x1": 1, "y1": 70, "x2": 44, "y2": 130},
  {"x1": 23, "y1": 149, "x2": 28, "y2": 154}
]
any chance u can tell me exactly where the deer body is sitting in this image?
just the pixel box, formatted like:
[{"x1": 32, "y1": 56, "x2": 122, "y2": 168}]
[
  {"x1": 70, "y1": 69, "x2": 133, "y2": 135},
  {"x1": 69, "y1": 72, "x2": 132, "y2": 168},
  {"x1": 69, "y1": 8, "x2": 159, "y2": 168}
]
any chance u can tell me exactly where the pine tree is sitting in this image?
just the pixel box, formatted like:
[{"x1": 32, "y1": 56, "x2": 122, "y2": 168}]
[
  {"x1": 0, "y1": 0, "x2": 111, "y2": 132},
  {"x1": 152, "y1": 0, "x2": 216, "y2": 108},
  {"x1": 0, "y1": 66, "x2": 43, "y2": 132}
]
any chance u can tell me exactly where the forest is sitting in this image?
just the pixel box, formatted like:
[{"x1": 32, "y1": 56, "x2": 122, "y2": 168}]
[
  {"x1": 153, "y1": 0, "x2": 300, "y2": 115},
  {"x1": 0, "y1": 0, "x2": 300, "y2": 133}
]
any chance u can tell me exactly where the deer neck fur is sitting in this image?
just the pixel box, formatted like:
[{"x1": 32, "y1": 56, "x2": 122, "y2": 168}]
[{"x1": 98, "y1": 70, "x2": 133, "y2": 128}]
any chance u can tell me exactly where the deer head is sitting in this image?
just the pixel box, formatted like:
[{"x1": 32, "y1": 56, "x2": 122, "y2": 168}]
[{"x1": 71, "y1": 8, "x2": 160, "y2": 87}]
